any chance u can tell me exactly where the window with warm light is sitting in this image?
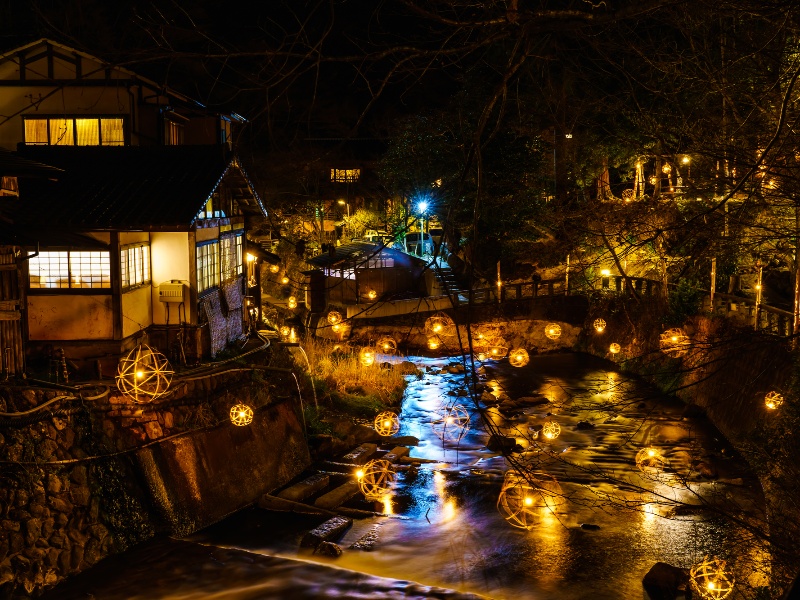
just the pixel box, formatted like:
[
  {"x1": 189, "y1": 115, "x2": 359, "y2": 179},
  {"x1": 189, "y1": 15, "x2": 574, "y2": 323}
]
[
  {"x1": 120, "y1": 244, "x2": 150, "y2": 290},
  {"x1": 24, "y1": 117, "x2": 125, "y2": 146},
  {"x1": 164, "y1": 120, "x2": 184, "y2": 146},
  {"x1": 330, "y1": 168, "x2": 360, "y2": 183},
  {"x1": 220, "y1": 233, "x2": 243, "y2": 281},
  {"x1": 196, "y1": 241, "x2": 220, "y2": 294},
  {"x1": 29, "y1": 251, "x2": 110, "y2": 289}
]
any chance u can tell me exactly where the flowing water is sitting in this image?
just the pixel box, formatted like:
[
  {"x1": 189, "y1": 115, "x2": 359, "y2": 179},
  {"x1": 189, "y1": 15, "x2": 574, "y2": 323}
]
[{"x1": 48, "y1": 353, "x2": 768, "y2": 599}]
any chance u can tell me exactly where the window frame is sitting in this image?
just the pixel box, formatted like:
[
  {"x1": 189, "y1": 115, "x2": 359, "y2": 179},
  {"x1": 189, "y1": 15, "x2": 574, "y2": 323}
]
[
  {"x1": 330, "y1": 168, "x2": 361, "y2": 183},
  {"x1": 23, "y1": 116, "x2": 127, "y2": 146},
  {"x1": 27, "y1": 249, "x2": 111, "y2": 292},
  {"x1": 196, "y1": 240, "x2": 220, "y2": 295},
  {"x1": 120, "y1": 243, "x2": 151, "y2": 292}
]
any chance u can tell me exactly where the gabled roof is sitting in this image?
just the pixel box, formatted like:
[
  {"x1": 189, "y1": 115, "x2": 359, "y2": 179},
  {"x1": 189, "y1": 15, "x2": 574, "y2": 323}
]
[
  {"x1": 307, "y1": 241, "x2": 424, "y2": 269},
  {"x1": 14, "y1": 145, "x2": 265, "y2": 231}
]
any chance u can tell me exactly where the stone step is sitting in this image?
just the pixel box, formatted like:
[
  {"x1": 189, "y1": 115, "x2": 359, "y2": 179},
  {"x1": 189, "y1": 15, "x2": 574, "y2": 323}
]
[
  {"x1": 383, "y1": 446, "x2": 410, "y2": 463},
  {"x1": 277, "y1": 473, "x2": 330, "y2": 502},
  {"x1": 341, "y1": 443, "x2": 378, "y2": 465},
  {"x1": 314, "y1": 480, "x2": 360, "y2": 510},
  {"x1": 300, "y1": 515, "x2": 353, "y2": 549}
]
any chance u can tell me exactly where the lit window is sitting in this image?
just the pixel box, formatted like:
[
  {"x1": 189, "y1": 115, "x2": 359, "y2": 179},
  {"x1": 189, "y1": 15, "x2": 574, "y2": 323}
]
[
  {"x1": 120, "y1": 244, "x2": 150, "y2": 290},
  {"x1": 29, "y1": 251, "x2": 110, "y2": 289},
  {"x1": 220, "y1": 233, "x2": 244, "y2": 281},
  {"x1": 23, "y1": 117, "x2": 125, "y2": 146},
  {"x1": 164, "y1": 120, "x2": 184, "y2": 146},
  {"x1": 196, "y1": 241, "x2": 220, "y2": 294},
  {"x1": 330, "y1": 168, "x2": 360, "y2": 183}
]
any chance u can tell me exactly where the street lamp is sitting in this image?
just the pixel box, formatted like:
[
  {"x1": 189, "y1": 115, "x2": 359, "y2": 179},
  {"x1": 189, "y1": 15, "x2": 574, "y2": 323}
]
[
  {"x1": 417, "y1": 200, "x2": 429, "y2": 256},
  {"x1": 337, "y1": 198, "x2": 350, "y2": 218}
]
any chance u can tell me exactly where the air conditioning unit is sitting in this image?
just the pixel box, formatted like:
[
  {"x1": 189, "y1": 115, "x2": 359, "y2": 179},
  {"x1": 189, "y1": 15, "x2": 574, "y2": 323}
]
[{"x1": 158, "y1": 282, "x2": 185, "y2": 303}]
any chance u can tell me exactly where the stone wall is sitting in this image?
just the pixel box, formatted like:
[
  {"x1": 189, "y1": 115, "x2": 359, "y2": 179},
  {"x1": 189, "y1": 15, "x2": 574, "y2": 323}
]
[{"x1": 0, "y1": 363, "x2": 310, "y2": 598}]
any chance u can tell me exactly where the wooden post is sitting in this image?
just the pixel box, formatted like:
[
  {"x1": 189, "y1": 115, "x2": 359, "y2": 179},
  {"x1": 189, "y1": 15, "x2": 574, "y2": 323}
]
[
  {"x1": 565, "y1": 254, "x2": 570, "y2": 295},
  {"x1": 710, "y1": 257, "x2": 716, "y2": 312},
  {"x1": 496, "y1": 261, "x2": 501, "y2": 304},
  {"x1": 754, "y1": 262, "x2": 763, "y2": 331}
]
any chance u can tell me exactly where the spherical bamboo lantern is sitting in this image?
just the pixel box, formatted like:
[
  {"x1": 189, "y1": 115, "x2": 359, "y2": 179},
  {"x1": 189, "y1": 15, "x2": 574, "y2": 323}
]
[
  {"x1": 116, "y1": 345, "x2": 173, "y2": 403},
  {"x1": 280, "y1": 325, "x2": 290, "y2": 338},
  {"x1": 280, "y1": 275, "x2": 290, "y2": 285},
  {"x1": 287, "y1": 296, "x2": 298, "y2": 309},
  {"x1": 635, "y1": 447, "x2": 667, "y2": 474},
  {"x1": 359, "y1": 347, "x2": 376, "y2": 367},
  {"x1": 476, "y1": 351, "x2": 487, "y2": 362},
  {"x1": 544, "y1": 323, "x2": 561, "y2": 340},
  {"x1": 332, "y1": 322, "x2": 342, "y2": 334},
  {"x1": 609, "y1": 343, "x2": 621, "y2": 354},
  {"x1": 497, "y1": 470, "x2": 564, "y2": 530},
  {"x1": 509, "y1": 348, "x2": 530, "y2": 368},
  {"x1": 542, "y1": 419, "x2": 561, "y2": 440},
  {"x1": 427, "y1": 336, "x2": 441, "y2": 351},
  {"x1": 432, "y1": 404, "x2": 470, "y2": 443},
  {"x1": 425, "y1": 312, "x2": 456, "y2": 338},
  {"x1": 659, "y1": 328, "x2": 690, "y2": 357},
  {"x1": 358, "y1": 458, "x2": 396, "y2": 500},
  {"x1": 765, "y1": 391, "x2": 784, "y2": 410},
  {"x1": 366, "y1": 288, "x2": 378, "y2": 300},
  {"x1": 327, "y1": 310, "x2": 342, "y2": 326},
  {"x1": 690, "y1": 555, "x2": 734, "y2": 600},
  {"x1": 269, "y1": 263, "x2": 280, "y2": 274},
  {"x1": 593, "y1": 318, "x2": 606, "y2": 333},
  {"x1": 374, "y1": 410, "x2": 400, "y2": 436},
  {"x1": 376, "y1": 336, "x2": 398, "y2": 355},
  {"x1": 230, "y1": 403, "x2": 254, "y2": 426}
]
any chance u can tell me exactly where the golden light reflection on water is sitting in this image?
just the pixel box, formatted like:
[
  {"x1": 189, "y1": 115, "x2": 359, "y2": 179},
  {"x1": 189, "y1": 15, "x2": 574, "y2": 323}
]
[
  {"x1": 382, "y1": 494, "x2": 393, "y2": 515},
  {"x1": 433, "y1": 470, "x2": 457, "y2": 523}
]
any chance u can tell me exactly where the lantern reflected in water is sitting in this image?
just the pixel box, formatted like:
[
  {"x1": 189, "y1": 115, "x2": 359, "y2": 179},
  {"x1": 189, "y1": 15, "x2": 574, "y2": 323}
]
[
  {"x1": 690, "y1": 555, "x2": 734, "y2": 600},
  {"x1": 358, "y1": 458, "x2": 396, "y2": 500},
  {"x1": 544, "y1": 323, "x2": 561, "y2": 340},
  {"x1": 765, "y1": 391, "x2": 783, "y2": 410},
  {"x1": 609, "y1": 343, "x2": 621, "y2": 354},
  {"x1": 497, "y1": 470, "x2": 564, "y2": 530},
  {"x1": 509, "y1": 348, "x2": 529, "y2": 368},
  {"x1": 287, "y1": 296, "x2": 298, "y2": 309},
  {"x1": 593, "y1": 318, "x2": 606, "y2": 333},
  {"x1": 327, "y1": 310, "x2": 342, "y2": 326},
  {"x1": 230, "y1": 403, "x2": 254, "y2": 426},
  {"x1": 659, "y1": 328, "x2": 690, "y2": 357},
  {"x1": 488, "y1": 345, "x2": 508, "y2": 359},
  {"x1": 332, "y1": 323, "x2": 342, "y2": 334},
  {"x1": 432, "y1": 404, "x2": 470, "y2": 443},
  {"x1": 374, "y1": 410, "x2": 400, "y2": 436},
  {"x1": 116, "y1": 344, "x2": 174, "y2": 403},
  {"x1": 427, "y1": 336, "x2": 441, "y2": 351},
  {"x1": 359, "y1": 347, "x2": 376, "y2": 367},
  {"x1": 635, "y1": 447, "x2": 667, "y2": 474},
  {"x1": 376, "y1": 336, "x2": 398, "y2": 355},
  {"x1": 542, "y1": 420, "x2": 561, "y2": 440}
]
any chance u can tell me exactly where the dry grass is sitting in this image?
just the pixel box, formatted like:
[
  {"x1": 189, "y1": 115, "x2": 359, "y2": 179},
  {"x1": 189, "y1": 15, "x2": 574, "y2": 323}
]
[{"x1": 290, "y1": 336, "x2": 408, "y2": 407}]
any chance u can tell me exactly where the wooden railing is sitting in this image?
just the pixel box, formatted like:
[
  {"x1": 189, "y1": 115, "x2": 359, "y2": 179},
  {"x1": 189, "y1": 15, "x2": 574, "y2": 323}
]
[{"x1": 706, "y1": 292, "x2": 795, "y2": 336}]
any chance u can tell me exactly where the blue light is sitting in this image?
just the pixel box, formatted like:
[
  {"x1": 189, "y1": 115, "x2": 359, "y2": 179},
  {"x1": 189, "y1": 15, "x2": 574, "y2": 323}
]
[{"x1": 418, "y1": 201, "x2": 429, "y2": 213}]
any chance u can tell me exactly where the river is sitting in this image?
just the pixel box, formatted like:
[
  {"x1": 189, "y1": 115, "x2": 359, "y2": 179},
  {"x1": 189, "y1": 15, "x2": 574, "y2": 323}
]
[{"x1": 46, "y1": 353, "x2": 768, "y2": 599}]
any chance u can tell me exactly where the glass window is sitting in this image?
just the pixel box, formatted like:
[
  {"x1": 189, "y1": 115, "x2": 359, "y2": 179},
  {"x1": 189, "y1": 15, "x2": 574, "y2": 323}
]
[
  {"x1": 75, "y1": 119, "x2": 99, "y2": 146},
  {"x1": 165, "y1": 120, "x2": 184, "y2": 146},
  {"x1": 330, "y1": 168, "x2": 360, "y2": 183},
  {"x1": 29, "y1": 251, "x2": 110, "y2": 289},
  {"x1": 101, "y1": 118, "x2": 124, "y2": 146},
  {"x1": 196, "y1": 242, "x2": 220, "y2": 294},
  {"x1": 219, "y1": 234, "x2": 244, "y2": 281},
  {"x1": 50, "y1": 119, "x2": 74, "y2": 146},
  {"x1": 120, "y1": 244, "x2": 150, "y2": 290},
  {"x1": 23, "y1": 117, "x2": 125, "y2": 146},
  {"x1": 24, "y1": 119, "x2": 48, "y2": 145}
]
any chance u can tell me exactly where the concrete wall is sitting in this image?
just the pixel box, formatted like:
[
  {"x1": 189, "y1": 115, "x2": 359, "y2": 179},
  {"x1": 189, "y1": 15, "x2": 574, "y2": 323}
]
[{"x1": 27, "y1": 295, "x2": 113, "y2": 340}]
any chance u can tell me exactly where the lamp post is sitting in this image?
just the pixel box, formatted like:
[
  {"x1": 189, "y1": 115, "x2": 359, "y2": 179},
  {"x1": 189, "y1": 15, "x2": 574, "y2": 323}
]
[
  {"x1": 337, "y1": 199, "x2": 350, "y2": 241},
  {"x1": 417, "y1": 200, "x2": 429, "y2": 257}
]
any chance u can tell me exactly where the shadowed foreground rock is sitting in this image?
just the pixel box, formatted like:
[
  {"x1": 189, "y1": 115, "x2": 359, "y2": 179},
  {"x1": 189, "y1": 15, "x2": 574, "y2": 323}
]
[{"x1": 642, "y1": 562, "x2": 689, "y2": 600}]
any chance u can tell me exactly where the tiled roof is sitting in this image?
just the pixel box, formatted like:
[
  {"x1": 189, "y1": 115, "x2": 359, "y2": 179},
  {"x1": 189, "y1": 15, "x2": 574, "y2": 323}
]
[
  {"x1": 14, "y1": 145, "x2": 262, "y2": 231},
  {"x1": 307, "y1": 241, "x2": 423, "y2": 268},
  {"x1": 0, "y1": 149, "x2": 62, "y2": 178}
]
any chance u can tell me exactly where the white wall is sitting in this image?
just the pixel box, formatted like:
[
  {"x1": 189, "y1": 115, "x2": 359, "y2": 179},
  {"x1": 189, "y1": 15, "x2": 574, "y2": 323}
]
[{"x1": 150, "y1": 232, "x2": 190, "y2": 326}]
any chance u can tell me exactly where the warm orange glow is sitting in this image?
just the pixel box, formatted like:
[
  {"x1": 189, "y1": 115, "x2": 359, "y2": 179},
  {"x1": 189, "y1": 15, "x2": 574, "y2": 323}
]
[
  {"x1": 229, "y1": 403, "x2": 254, "y2": 426},
  {"x1": 367, "y1": 289, "x2": 377, "y2": 300},
  {"x1": 593, "y1": 318, "x2": 606, "y2": 333},
  {"x1": 280, "y1": 325, "x2": 290, "y2": 338},
  {"x1": 287, "y1": 296, "x2": 297, "y2": 309},
  {"x1": 765, "y1": 391, "x2": 783, "y2": 410},
  {"x1": 269, "y1": 264, "x2": 280, "y2": 273},
  {"x1": 281, "y1": 275, "x2": 289, "y2": 285},
  {"x1": 609, "y1": 343, "x2": 621, "y2": 354},
  {"x1": 246, "y1": 253, "x2": 256, "y2": 262}
]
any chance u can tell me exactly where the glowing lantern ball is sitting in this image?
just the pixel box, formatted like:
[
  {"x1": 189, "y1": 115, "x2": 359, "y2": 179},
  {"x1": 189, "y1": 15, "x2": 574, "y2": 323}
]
[
  {"x1": 269, "y1": 263, "x2": 280, "y2": 274},
  {"x1": 327, "y1": 310, "x2": 342, "y2": 326},
  {"x1": 280, "y1": 275, "x2": 290, "y2": 285},
  {"x1": 359, "y1": 347, "x2": 376, "y2": 367},
  {"x1": 542, "y1": 420, "x2": 561, "y2": 440},
  {"x1": 690, "y1": 555, "x2": 735, "y2": 600},
  {"x1": 635, "y1": 447, "x2": 667, "y2": 474},
  {"x1": 376, "y1": 336, "x2": 398, "y2": 355},
  {"x1": 593, "y1": 318, "x2": 606, "y2": 333},
  {"x1": 544, "y1": 323, "x2": 562, "y2": 340},
  {"x1": 609, "y1": 343, "x2": 621, "y2": 355},
  {"x1": 287, "y1": 296, "x2": 298, "y2": 309},
  {"x1": 659, "y1": 328, "x2": 690, "y2": 357},
  {"x1": 116, "y1": 344, "x2": 173, "y2": 403},
  {"x1": 374, "y1": 410, "x2": 400, "y2": 436},
  {"x1": 366, "y1": 289, "x2": 378, "y2": 301},
  {"x1": 765, "y1": 391, "x2": 783, "y2": 410},
  {"x1": 432, "y1": 404, "x2": 470, "y2": 444},
  {"x1": 230, "y1": 403, "x2": 254, "y2": 426},
  {"x1": 280, "y1": 325, "x2": 290, "y2": 338},
  {"x1": 497, "y1": 470, "x2": 564, "y2": 530},
  {"x1": 509, "y1": 348, "x2": 530, "y2": 368},
  {"x1": 425, "y1": 313, "x2": 456, "y2": 338},
  {"x1": 488, "y1": 345, "x2": 508, "y2": 359},
  {"x1": 358, "y1": 458, "x2": 396, "y2": 501},
  {"x1": 427, "y1": 336, "x2": 441, "y2": 351}
]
